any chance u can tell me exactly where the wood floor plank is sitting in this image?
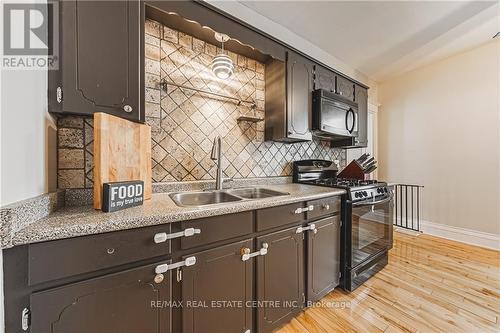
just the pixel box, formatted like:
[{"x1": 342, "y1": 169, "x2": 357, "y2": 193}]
[{"x1": 274, "y1": 232, "x2": 500, "y2": 333}]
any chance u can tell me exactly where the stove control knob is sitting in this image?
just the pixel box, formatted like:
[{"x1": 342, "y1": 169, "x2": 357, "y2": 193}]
[
  {"x1": 354, "y1": 192, "x2": 360, "y2": 198},
  {"x1": 384, "y1": 188, "x2": 388, "y2": 193},
  {"x1": 363, "y1": 191, "x2": 368, "y2": 196}
]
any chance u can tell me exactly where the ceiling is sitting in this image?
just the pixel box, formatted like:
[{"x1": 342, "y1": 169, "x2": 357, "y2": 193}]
[{"x1": 239, "y1": 1, "x2": 500, "y2": 82}]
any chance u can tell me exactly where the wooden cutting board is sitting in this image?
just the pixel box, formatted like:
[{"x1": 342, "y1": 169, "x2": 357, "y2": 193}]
[{"x1": 93, "y1": 113, "x2": 152, "y2": 209}]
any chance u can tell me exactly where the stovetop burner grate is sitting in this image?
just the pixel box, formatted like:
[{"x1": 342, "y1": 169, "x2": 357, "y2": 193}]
[{"x1": 308, "y1": 178, "x2": 380, "y2": 188}]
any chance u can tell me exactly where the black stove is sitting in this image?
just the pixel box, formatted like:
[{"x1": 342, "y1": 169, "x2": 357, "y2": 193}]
[
  {"x1": 293, "y1": 159, "x2": 394, "y2": 292},
  {"x1": 293, "y1": 160, "x2": 389, "y2": 202}
]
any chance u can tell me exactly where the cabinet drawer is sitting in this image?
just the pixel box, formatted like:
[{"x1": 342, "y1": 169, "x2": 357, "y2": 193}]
[
  {"x1": 29, "y1": 224, "x2": 172, "y2": 285},
  {"x1": 256, "y1": 202, "x2": 305, "y2": 231},
  {"x1": 306, "y1": 196, "x2": 341, "y2": 220},
  {"x1": 181, "y1": 212, "x2": 253, "y2": 250}
]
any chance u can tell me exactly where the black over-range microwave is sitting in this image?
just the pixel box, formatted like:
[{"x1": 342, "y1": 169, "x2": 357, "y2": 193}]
[{"x1": 312, "y1": 89, "x2": 359, "y2": 140}]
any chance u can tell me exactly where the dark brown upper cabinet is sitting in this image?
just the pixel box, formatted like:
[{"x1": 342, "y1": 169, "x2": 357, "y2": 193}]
[
  {"x1": 30, "y1": 261, "x2": 171, "y2": 333},
  {"x1": 181, "y1": 239, "x2": 254, "y2": 333},
  {"x1": 265, "y1": 51, "x2": 313, "y2": 142},
  {"x1": 307, "y1": 216, "x2": 341, "y2": 302},
  {"x1": 257, "y1": 226, "x2": 305, "y2": 333},
  {"x1": 49, "y1": 1, "x2": 144, "y2": 123},
  {"x1": 336, "y1": 75, "x2": 355, "y2": 101},
  {"x1": 354, "y1": 85, "x2": 368, "y2": 147},
  {"x1": 313, "y1": 65, "x2": 336, "y2": 93}
]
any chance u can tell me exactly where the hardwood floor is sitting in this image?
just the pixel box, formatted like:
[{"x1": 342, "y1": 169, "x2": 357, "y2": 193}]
[{"x1": 275, "y1": 232, "x2": 500, "y2": 333}]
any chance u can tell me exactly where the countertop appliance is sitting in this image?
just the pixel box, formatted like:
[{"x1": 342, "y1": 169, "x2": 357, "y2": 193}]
[
  {"x1": 312, "y1": 89, "x2": 358, "y2": 140},
  {"x1": 293, "y1": 159, "x2": 393, "y2": 291}
]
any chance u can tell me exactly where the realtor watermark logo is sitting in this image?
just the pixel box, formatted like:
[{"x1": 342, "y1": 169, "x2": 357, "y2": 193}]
[{"x1": 2, "y1": 1, "x2": 58, "y2": 70}]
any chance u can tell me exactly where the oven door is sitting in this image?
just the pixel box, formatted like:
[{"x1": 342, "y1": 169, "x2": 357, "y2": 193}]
[{"x1": 350, "y1": 193, "x2": 393, "y2": 269}]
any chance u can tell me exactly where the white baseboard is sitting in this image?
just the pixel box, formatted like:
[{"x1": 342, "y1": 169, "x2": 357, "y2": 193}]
[{"x1": 418, "y1": 220, "x2": 500, "y2": 251}]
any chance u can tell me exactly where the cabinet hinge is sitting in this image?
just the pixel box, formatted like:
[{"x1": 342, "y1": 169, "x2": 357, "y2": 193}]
[
  {"x1": 339, "y1": 272, "x2": 342, "y2": 279},
  {"x1": 21, "y1": 308, "x2": 30, "y2": 331},
  {"x1": 302, "y1": 293, "x2": 306, "y2": 304},
  {"x1": 56, "y1": 86, "x2": 62, "y2": 103}
]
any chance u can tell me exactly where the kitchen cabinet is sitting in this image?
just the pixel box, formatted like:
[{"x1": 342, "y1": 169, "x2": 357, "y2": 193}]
[
  {"x1": 257, "y1": 226, "x2": 305, "y2": 333},
  {"x1": 313, "y1": 65, "x2": 336, "y2": 93},
  {"x1": 354, "y1": 85, "x2": 369, "y2": 147},
  {"x1": 287, "y1": 51, "x2": 314, "y2": 141},
  {"x1": 29, "y1": 261, "x2": 172, "y2": 333},
  {"x1": 265, "y1": 51, "x2": 313, "y2": 142},
  {"x1": 49, "y1": 0, "x2": 144, "y2": 122},
  {"x1": 181, "y1": 239, "x2": 254, "y2": 333},
  {"x1": 307, "y1": 216, "x2": 341, "y2": 302},
  {"x1": 336, "y1": 76, "x2": 355, "y2": 101},
  {"x1": 3, "y1": 195, "x2": 343, "y2": 333}
]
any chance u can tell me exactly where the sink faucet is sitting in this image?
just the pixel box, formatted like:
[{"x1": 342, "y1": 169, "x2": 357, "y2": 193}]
[{"x1": 210, "y1": 136, "x2": 223, "y2": 190}]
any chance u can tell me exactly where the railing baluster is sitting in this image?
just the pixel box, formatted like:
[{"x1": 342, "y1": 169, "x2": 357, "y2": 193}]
[{"x1": 392, "y1": 184, "x2": 423, "y2": 232}]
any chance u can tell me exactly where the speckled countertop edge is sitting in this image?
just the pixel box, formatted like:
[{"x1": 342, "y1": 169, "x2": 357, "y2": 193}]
[{"x1": 5, "y1": 184, "x2": 345, "y2": 248}]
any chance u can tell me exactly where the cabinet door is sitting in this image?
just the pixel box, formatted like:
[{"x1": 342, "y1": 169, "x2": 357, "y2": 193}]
[
  {"x1": 182, "y1": 239, "x2": 253, "y2": 333},
  {"x1": 257, "y1": 227, "x2": 304, "y2": 333},
  {"x1": 30, "y1": 261, "x2": 171, "y2": 333},
  {"x1": 55, "y1": 1, "x2": 142, "y2": 122},
  {"x1": 336, "y1": 76, "x2": 355, "y2": 101},
  {"x1": 314, "y1": 65, "x2": 336, "y2": 93},
  {"x1": 307, "y1": 216, "x2": 341, "y2": 303},
  {"x1": 287, "y1": 51, "x2": 313, "y2": 141},
  {"x1": 354, "y1": 85, "x2": 368, "y2": 147}
]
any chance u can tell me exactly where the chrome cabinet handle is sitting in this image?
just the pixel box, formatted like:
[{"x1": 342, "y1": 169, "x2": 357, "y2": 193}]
[
  {"x1": 296, "y1": 223, "x2": 317, "y2": 234},
  {"x1": 154, "y1": 228, "x2": 201, "y2": 243},
  {"x1": 241, "y1": 243, "x2": 268, "y2": 261},
  {"x1": 293, "y1": 205, "x2": 314, "y2": 214},
  {"x1": 123, "y1": 104, "x2": 133, "y2": 112},
  {"x1": 322, "y1": 203, "x2": 330, "y2": 210}
]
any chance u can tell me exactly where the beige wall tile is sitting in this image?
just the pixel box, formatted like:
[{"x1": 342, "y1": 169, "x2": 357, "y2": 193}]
[
  {"x1": 55, "y1": 20, "x2": 346, "y2": 186},
  {"x1": 58, "y1": 149, "x2": 84, "y2": 169},
  {"x1": 58, "y1": 169, "x2": 85, "y2": 189}
]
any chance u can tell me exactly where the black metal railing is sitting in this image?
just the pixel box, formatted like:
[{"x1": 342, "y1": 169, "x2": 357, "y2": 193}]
[{"x1": 392, "y1": 184, "x2": 423, "y2": 232}]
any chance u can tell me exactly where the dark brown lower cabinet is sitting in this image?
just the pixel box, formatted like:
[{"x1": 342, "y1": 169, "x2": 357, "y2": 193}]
[
  {"x1": 29, "y1": 261, "x2": 172, "y2": 333},
  {"x1": 182, "y1": 239, "x2": 253, "y2": 333},
  {"x1": 307, "y1": 216, "x2": 341, "y2": 302},
  {"x1": 257, "y1": 227, "x2": 304, "y2": 333}
]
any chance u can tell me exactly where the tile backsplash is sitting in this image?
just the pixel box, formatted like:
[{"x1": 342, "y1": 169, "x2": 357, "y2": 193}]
[{"x1": 56, "y1": 19, "x2": 346, "y2": 189}]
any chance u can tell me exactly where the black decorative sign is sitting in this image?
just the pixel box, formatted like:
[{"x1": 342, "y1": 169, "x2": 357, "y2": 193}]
[{"x1": 102, "y1": 181, "x2": 144, "y2": 212}]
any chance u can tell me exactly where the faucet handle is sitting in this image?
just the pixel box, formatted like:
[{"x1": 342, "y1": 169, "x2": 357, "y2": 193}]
[{"x1": 210, "y1": 137, "x2": 218, "y2": 160}]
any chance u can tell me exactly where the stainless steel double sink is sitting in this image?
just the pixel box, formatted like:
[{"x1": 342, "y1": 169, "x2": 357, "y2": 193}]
[{"x1": 169, "y1": 187, "x2": 289, "y2": 208}]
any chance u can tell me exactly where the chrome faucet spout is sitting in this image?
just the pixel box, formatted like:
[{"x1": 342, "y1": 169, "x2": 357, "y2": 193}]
[{"x1": 210, "y1": 136, "x2": 223, "y2": 190}]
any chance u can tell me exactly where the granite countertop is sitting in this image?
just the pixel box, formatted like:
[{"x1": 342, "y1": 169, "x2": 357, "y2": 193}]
[{"x1": 6, "y1": 184, "x2": 345, "y2": 248}]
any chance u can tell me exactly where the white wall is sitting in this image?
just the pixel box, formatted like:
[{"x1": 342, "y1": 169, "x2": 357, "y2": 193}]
[
  {"x1": 378, "y1": 40, "x2": 500, "y2": 236},
  {"x1": 0, "y1": 70, "x2": 56, "y2": 207}
]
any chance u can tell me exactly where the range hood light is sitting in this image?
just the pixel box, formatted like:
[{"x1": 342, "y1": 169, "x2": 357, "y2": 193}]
[{"x1": 211, "y1": 33, "x2": 233, "y2": 80}]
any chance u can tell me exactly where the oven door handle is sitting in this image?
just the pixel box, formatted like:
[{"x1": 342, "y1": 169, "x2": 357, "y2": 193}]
[{"x1": 352, "y1": 193, "x2": 393, "y2": 206}]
